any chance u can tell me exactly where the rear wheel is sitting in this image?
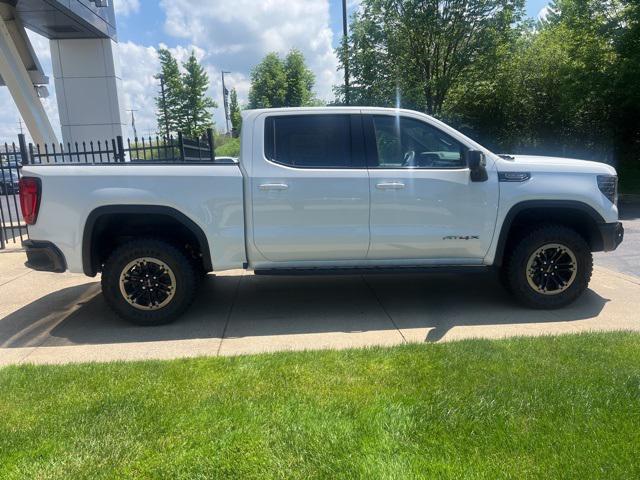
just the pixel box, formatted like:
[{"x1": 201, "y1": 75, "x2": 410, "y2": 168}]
[
  {"x1": 503, "y1": 225, "x2": 592, "y2": 309},
  {"x1": 101, "y1": 238, "x2": 198, "y2": 325}
]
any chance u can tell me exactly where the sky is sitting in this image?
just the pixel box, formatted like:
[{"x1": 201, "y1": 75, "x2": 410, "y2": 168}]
[{"x1": 0, "y1": 0, "x2": 550, "y2": 143}]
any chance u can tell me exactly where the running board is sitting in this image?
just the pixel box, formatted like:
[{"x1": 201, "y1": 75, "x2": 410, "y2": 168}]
[{"x1": 253, "y1": 266, "x2": 493, "y2": 276}]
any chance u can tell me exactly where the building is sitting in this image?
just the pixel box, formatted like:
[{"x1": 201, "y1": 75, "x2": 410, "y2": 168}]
[{"x1": 0, "y1": 0, "x2": 125, "y2": 146}]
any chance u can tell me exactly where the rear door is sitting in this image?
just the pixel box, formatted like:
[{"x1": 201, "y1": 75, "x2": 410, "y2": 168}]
[{"x1": 250, "y1": 112, "x2": 370, "y2": 263}]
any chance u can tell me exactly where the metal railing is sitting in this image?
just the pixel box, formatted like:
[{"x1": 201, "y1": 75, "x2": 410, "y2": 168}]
[
  {"x1": 23, "y1": 128, "x2": 216, "y2": 165},
  {"x1": 0, "y1": 129, "x2": 216, "y2": 249},
  {"x1": 0, "y1": 140, "x2": 27, "y2": 248}
]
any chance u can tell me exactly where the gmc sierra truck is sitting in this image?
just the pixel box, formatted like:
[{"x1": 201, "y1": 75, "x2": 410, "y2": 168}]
[{"x1": 19, "y1": 107, "x2": 624, "y2": 325}]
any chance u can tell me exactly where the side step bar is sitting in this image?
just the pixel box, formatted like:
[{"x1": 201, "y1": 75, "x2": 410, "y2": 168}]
[{"x1": 254, "y1": 266, "x2": 492, "y2": 276}]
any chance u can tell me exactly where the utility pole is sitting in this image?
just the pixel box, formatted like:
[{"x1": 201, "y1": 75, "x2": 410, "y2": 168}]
[
  {"x1": 127, "y1": 109, "x2": 138, "y2": 140},
  {"x1": 17, "y1": 118, "x2": 23, "y2": 135},
  {"x1": 342, "y1": 0, "x2": 350, "y2": 106},
  {"x1": 157, "y1": 74, "x2": 170, "y2": 140},
  {"x1": 221, "y1": 71, "x2": 231, "y2": 135}
]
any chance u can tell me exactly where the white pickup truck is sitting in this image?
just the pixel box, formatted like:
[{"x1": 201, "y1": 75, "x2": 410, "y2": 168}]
[{"x1": 19, "y1": 107, "x2": 624, "y2": 325}]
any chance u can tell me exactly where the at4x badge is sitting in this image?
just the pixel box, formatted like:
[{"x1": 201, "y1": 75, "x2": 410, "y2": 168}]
[{"x1": 443, "y1": 235, "x2": 480, "y2": 240}]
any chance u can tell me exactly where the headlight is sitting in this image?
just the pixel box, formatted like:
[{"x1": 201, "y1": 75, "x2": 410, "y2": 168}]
[{"x1": 597, "y1": 175, "x2": 618, "y2": 205}]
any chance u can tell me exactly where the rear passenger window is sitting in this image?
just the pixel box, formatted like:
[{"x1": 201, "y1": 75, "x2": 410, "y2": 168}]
[{"x1": 264, "y1": 115, "x2": 355, "y2": 168}]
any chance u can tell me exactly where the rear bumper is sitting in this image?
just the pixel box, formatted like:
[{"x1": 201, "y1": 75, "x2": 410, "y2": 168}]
[
  {"x1": 23, "y1": 240, "x2": 67, "y2": 273},
  {"x1": 598, "y1": 222, "x2": 624, "y2": 252}
]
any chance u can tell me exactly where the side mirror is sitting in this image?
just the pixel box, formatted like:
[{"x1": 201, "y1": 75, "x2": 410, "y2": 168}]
[{"x1": 466, "y1": 150, "x2": 488, "y2": 182}]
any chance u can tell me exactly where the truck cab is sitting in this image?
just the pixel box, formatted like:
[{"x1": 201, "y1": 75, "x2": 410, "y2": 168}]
[
  {"x1": 20, "y1": 107, "x2": 624, "y2": 325},
  {"x1": 244, "y1": 108, "x2": 499, "y2": 268}
]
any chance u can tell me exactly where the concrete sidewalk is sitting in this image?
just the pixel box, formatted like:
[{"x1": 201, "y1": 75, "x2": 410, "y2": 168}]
[{"x1": 1, "y1": 244, "x2": 639, "y2": 366}]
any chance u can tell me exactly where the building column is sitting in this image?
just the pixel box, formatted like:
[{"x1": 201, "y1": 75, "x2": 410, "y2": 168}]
[
  {"x1": 0, "y1": 4, "x2": 57, "y2": 146},
  {"x1": 50, "y1": 37, "x2": 125, "y2": 145}
]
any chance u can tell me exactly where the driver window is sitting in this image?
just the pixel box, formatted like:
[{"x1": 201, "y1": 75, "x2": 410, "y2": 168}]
[{"x1": 372, "y1": 115, "x2": 466, "y2": 169}]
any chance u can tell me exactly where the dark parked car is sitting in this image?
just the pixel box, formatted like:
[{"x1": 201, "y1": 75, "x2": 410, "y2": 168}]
[{"x1": 0, "y1": 168, "x2": 20, "y2": 194}]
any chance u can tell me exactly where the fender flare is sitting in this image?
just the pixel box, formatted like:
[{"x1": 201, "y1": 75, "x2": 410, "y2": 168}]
[
  {"x1": 82, "y1": 205, "x2": 213, "y2": 276},
  {"x1": 493, "y1": 200, "x2": 606, "y2": 267}
]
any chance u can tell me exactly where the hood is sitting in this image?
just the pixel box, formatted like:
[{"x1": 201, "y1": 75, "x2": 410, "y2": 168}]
[{"x1": 497, "y1": 154, "x2": 616, "y2": 176}]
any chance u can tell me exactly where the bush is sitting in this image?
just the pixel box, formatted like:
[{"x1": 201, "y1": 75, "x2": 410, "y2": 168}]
[{"x1": 215, "y1": 137, "x2": 240, "y2": 157}]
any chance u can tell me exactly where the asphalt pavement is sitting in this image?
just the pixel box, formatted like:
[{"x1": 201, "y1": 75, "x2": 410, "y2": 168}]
[{"x1": 595, "y1": 200, "x2": 640, "y2": 278}]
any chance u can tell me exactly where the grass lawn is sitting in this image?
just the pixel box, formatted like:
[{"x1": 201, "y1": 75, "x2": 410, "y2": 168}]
[{"x1": 1, "y1": 332, "x2": 640, "y2": 479}]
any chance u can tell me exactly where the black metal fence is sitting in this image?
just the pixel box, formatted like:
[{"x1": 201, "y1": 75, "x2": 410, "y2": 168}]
[
  {"x1": 0, "y1": 141, "x2": 27, "y2": 248},
  {"x1": 0, "y1": 129, "x2": 216, "y2": 249},
  {"x1": 26, "y1": 128, "x2": 216, "y2": 165}
]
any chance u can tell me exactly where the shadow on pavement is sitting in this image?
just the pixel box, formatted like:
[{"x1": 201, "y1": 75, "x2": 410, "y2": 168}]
[
  {"x1": 0, "y1": 283, "x2": 101, "y2": 349},
  {"x1": 0, "y1": 270, "x2": 609, "y2": 349},
  {"x1": 361, "y1": 271, "x2": 609, "y2": 342}
]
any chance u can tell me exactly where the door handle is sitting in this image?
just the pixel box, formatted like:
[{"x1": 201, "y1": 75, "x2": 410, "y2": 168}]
[
  {"x1": 259, "y1": 183, "x2": 289, "y2": 191},
  {"x1": 376, "y1": 182, "x2": 405, "y2": 190}
]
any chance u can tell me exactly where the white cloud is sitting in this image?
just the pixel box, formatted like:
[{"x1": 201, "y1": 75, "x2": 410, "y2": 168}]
[
  {"x1": 0, "y1": 33, "x2": 248, "y2": 142},
  {"x1": 0, "y1": 0, "x2": 342, "y2": 141},
  {"x1": 114, "y1": 0, "x2": 140, "y2": 17},
  {"x1": 116, "y1": 41, "x2": 251, "y2": 137},
  {"x1": 0, "y1": 90, "x2": 24, "y2": 143},
  {"x1": 117, "y1": 41, "x2": 160, "y2": 139},
  {"x1": 159, "y1": 0, "x2": 340, "y2": 103}
]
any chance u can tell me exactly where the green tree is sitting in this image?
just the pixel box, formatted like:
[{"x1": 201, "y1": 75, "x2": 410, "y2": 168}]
[
  {"x1": 446, "y1": 0, "x2": 639, "y2": 165},
  {"x1": 215, "y1": 137, "x2": 240, "y2": 157},
  {"x1": 337, "y1": 0, "x2": 524, "y2": 115},
  {"x1": 248, "y1": 53, "x2": 287, "y2": 109},
  {"x1": 229, "y1": 88, "x2": 242, "y2": 137},
  {"x1": 180, "y1": 52, "x2": 217, "y2": 138},
  {"x1": 155, "y1": 48, "x2": 184, "y2": 138},
  {"x1": 609, "y1": 0, "x2": 640, "y2": 188},
  {"x1": 249, "y1": 49, "x2": 317, "y2": 108},
  {"x1": 546, "y1": 0, "x2": 640, "y2": 166},
  {"x1": 337, "y1": 0, "x2": 639, "y2": 188},
  {"x1": 284, "y1": 49, "x2": 315, "y2": 106}
]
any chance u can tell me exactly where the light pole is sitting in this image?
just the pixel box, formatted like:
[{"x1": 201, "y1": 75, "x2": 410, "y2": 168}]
[
  {"x1": 127, "y1": 109, "x2": 138, "y2": 140},
  {"x1": 221, "y1": 71, "x2": 231, "y2": 135},
  {"x1": 342, "y1": 0, "x2": 350, "y2": 106},
  {"x1": 157, "y1": 74, "x2": 170, "y2": 140}
]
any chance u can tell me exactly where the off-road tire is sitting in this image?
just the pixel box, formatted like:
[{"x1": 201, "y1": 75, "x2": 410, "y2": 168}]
[
  {"x1": 101, "y1": 238, "x2": 198, "y2": 326},
  {"x1": 503, "y1": 225, "x2": 592, "y2": 309}
]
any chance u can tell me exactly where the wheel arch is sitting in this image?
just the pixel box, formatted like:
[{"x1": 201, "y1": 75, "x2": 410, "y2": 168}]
[
  {"x1": 82, "y1": 205, "x2": 213, "y2": 277},
  {"x1": 493, "y1": 200, "x2": 606, "y2": 267}
]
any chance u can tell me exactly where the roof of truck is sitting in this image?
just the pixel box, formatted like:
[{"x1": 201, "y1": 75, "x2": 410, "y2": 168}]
[{"x1": 242, "y1": 106, "x2": 425, "y2": 120}]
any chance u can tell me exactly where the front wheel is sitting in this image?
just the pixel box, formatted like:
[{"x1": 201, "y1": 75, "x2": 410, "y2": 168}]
[
  {"x1": 503, "y1": 225, "x2": 593, "y2": 309},
  {"x1": 101, "y1": 238, "x2": 198, "y2": 325}
]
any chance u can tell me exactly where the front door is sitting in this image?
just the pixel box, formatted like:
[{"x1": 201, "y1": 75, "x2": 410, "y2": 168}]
[
  {"x1": 251, "y1": 113, "x2": 370, "y2": 263},
  {"x1": 365, "y1": 113, "x2": 499, "y2": 262}
]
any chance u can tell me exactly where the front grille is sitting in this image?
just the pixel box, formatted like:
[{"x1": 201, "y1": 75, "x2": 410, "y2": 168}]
[{"x1": 597, "y1": 175, "x2": 618, "y2": 205}]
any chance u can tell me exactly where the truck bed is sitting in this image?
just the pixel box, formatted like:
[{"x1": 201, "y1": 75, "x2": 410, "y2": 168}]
[{"x1": 21, "y1": 163, "x2": 247, "y2": 273}]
